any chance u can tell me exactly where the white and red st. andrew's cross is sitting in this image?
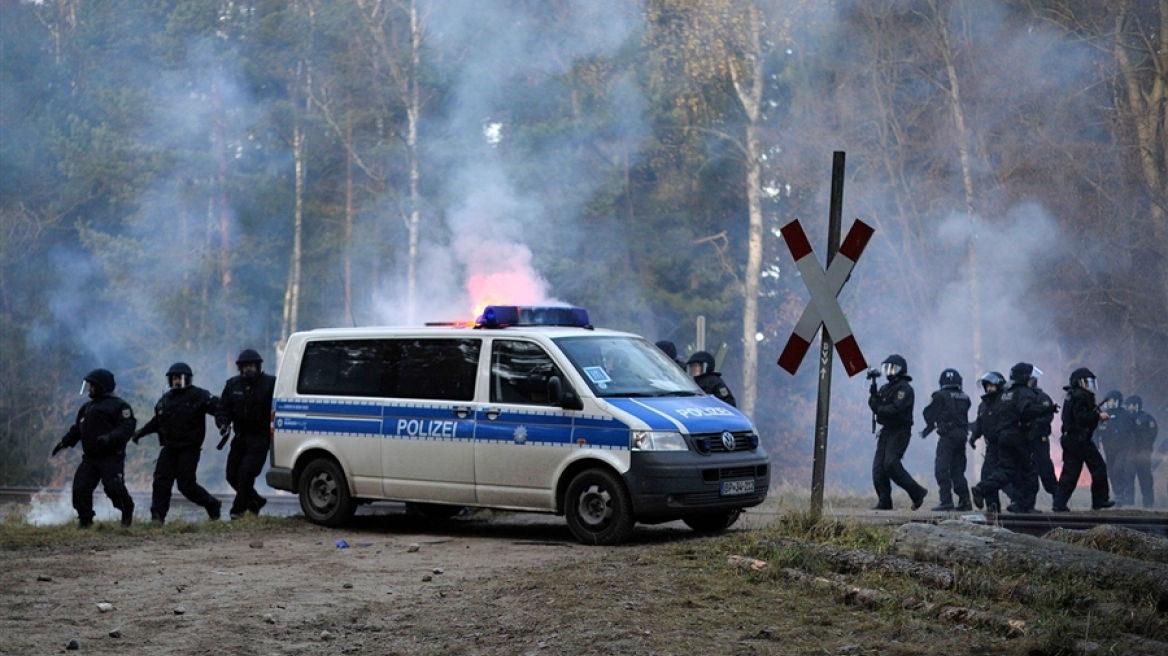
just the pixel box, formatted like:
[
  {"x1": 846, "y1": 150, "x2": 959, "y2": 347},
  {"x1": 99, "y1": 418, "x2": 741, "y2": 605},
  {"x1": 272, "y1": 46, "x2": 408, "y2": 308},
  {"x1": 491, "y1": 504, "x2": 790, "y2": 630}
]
[{"x1": 776, "y1": 218, "x2": 874, "y2": 377}]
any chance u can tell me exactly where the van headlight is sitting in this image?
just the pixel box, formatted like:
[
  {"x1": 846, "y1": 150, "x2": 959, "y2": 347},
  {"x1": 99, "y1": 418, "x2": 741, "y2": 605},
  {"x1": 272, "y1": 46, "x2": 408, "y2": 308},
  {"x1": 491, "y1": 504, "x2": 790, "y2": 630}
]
[{"x1": 631, "y1": 430, "x2": 688, "y2": 451}]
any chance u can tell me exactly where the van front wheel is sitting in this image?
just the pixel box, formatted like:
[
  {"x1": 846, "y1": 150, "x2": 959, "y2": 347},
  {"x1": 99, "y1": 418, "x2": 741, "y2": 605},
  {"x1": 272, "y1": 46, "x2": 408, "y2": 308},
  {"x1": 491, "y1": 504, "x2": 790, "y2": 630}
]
[
  {"x1": 564, "y1": 469, "x2": 634, "y2": 545},
  {"x1": 299, "y1": 458, "x2": 356, "y2": 527}
]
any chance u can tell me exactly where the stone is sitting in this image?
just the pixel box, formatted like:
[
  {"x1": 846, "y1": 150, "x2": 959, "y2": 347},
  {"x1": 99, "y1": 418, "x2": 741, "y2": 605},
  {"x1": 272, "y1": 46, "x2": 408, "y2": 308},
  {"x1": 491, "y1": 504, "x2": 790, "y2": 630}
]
[
  {"x1": 173, "y1": 606, "x2": 186, "y2": 616},
  {"x1": 407, "y1": 543, "x2": 420, "y2": 553},
  {"x1": 108, "y1": 629, "x2": 122, "y2": 638},
  {"x1": 320, "y1": 630, "x2": 335, "y2": 641},
  {"x1": 36, "y1": 575, "x2": 52, "y2": 582},
  {"x1": 96, "y1": 602, "x2": 113, "y2": 613},
  {"x1": 249, "y1": 540, "x2": 264, "y2": 549},
  {"x1": 66, "y1": 638, "x2": 80, "y2": 650}
]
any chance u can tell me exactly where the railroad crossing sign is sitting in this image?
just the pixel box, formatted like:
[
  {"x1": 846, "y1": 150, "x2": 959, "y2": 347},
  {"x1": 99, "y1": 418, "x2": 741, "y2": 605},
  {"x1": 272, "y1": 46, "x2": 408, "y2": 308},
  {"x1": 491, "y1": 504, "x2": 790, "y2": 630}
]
[{"x1": 776, "y1": 218, "x2": 873, "y2": 377}]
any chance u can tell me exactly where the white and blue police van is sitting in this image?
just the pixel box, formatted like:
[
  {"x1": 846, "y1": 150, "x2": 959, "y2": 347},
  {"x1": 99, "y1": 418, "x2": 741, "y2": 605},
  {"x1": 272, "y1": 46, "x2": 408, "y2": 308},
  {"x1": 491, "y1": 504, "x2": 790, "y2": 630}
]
[{"x1": 266, "y1": 306, "x2": 770, "y2": 545}]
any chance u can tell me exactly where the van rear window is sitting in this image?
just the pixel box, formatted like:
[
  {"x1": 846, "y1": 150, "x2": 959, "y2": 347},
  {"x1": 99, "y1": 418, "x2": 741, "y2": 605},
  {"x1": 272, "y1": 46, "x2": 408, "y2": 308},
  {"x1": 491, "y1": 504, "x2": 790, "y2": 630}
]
[{"x1": 297, "y1": 338, "x2": 481, "y2": 401}]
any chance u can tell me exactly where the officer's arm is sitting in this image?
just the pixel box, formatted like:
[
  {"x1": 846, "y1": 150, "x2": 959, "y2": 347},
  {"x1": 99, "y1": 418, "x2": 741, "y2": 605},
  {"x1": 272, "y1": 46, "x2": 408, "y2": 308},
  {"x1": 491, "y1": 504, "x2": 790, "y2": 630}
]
[
  {"x1": 137, "y1": 413, "x2": 160, "y2": 439},
  {"x1": 61, "y1": 411, "x2": 83, "y2": 448},
  {"x1": 202, "y1": 392, "x2": 219, "y2": 417},
  {"x1": 108, "y1": 402, "x2": 137, "y2": 447},
  {"x1": 716, "y1": 384, "x2": 737, "y2": 408},
  {"x1": 921, "y1": 396, "x2": 940, "y2": 436},
  {"x1": 214, "y1": 382, "x2": 234, "y2": 430}
]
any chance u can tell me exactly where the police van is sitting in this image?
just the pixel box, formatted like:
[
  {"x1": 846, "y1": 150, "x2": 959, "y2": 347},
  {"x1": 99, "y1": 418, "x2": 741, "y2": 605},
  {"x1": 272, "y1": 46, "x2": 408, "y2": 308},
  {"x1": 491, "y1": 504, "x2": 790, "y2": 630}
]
[{"x1": 266, "y1": 306, "x2": 770, "y2": 545}]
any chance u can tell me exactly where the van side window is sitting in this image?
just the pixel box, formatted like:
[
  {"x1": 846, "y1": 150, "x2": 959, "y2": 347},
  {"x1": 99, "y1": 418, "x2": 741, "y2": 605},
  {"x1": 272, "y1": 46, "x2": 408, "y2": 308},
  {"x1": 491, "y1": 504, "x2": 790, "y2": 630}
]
[
  {"x1": 491, "y1": 340, "x2": 562, "y2": 405},
  {"x1": 298, "y1": 338, "x2": 480, "y2": 401}
]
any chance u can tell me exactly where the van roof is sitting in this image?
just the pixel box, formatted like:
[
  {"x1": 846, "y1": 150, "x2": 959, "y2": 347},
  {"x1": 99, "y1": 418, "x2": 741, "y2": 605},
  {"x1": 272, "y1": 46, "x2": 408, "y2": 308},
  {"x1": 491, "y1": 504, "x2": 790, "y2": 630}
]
[{"x1": 288, "y1": 325, "x2": 637, "y2": 341}]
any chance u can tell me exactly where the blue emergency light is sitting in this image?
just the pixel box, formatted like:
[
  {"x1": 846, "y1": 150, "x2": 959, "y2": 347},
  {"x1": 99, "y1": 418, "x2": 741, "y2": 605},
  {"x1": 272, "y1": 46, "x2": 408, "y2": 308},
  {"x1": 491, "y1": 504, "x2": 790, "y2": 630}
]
[{"x1": 476, "y1": 305, "x2": 592, "y2": 329}]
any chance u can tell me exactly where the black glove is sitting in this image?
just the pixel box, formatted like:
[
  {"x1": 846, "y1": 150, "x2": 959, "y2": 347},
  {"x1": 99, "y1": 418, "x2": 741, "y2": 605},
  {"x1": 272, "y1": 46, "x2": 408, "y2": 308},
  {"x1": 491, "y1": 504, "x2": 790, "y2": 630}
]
[
  {"x1": 216, "y1": 425, "x2": 230, "y2": 450},
  {"x1": 132, "y1": 430, "x2": 143, "y2": 445},
  {"x1": 51, "y1": 442, "x2": 66, "y2": 457},
  {"x1": 96, "y1": 434, "x2": 111, "y2": 447},
  {"x1": 968, "y1": 436, "x2": 978, "y2": 449}
]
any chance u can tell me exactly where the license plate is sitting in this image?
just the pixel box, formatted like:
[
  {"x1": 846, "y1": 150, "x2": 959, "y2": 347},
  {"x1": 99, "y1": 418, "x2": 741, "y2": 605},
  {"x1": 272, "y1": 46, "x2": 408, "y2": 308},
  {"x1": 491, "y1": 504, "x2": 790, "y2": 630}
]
[{"x1": 721, "y1": 479, "x2": 754, "y2": 496}]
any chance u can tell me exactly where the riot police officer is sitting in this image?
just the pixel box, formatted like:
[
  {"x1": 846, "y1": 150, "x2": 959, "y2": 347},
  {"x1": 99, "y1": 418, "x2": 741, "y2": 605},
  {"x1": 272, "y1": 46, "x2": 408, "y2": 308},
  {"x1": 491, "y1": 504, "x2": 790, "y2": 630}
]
[
  {"x1": 921, "y1": 368, "x2": 972, "y2": 511},
  {"x1": 51, "y1": 368, "x2": 136, "y2": 528},
  {"x1": 972, "y1": 363, "x2": 1042, "y2": 514},
  {"x1": 868, "y1": 355, "x2": 928, "y2": 511},
  {"x1": 133, "y1": 363, "x2": 222, "y2": 523},
  {"x1": 655, "y1": 340, "x2": 686, "y2": 370},
  {"x1": 1053, "y1": 368, "x2": 1115, "y2": 511},
  {"x1": 1124, "y1": 395, "x2": 1158, "y2": 507},
  {"x1": 215, "y1": 349, "x2": 276, "y2": 519},
  {"x1": 1026, "y1": 369, "x2": 1060, "y2": 505},
  {"x1": 686, "y1": 351, "x2": 736, "y2": 407},
  {"x1": 1095, "y1": 390, "x2": 1133, "y2": 505},
  {"x1": 969, "y1": 371, "x2": 1006, "y2": 513}
]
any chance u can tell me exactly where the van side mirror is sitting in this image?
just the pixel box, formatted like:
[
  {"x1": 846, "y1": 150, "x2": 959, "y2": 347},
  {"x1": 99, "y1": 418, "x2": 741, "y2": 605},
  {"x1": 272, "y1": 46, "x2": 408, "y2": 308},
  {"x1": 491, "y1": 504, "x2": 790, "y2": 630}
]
[{"x1": 548, "y1": 376, "x2": 583, "y2": 411}]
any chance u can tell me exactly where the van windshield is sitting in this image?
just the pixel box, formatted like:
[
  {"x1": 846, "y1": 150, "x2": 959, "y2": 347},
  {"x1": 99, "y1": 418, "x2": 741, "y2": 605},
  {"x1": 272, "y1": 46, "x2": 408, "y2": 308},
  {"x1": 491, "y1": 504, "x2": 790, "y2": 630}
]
[{"x1": 553, "y1": 336, "x2": 701, "y2": 398}]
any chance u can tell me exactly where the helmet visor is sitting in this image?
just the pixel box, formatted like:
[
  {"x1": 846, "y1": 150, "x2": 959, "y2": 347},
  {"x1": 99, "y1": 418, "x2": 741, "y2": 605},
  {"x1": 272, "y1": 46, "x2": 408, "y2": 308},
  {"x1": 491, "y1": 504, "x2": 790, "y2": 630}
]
[
  {"x1": 1080, "y1": 377, "x2": 1097, "y2": 392},
  {"x1": 1031, "y1": 367, "x2": 1043, "y2": 379},
  {"x1": 881, "y1": 362, "x2": 902, "y2": 378}
]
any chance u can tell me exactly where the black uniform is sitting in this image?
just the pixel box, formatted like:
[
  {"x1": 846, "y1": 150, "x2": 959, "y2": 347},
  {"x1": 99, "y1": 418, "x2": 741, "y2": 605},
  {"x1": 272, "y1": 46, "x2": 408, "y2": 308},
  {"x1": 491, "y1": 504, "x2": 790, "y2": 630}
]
[
  {"x1": 973, "y1": 381, "x2": 1041, "y2": 512},
  {"x1": 1054, "y1": 377, "x2": 1112, "y2": 511},
  {"x1": 1124, "y1": 397, "x2": 1157, "y2": 508},
  {"x1": 56, "y1": 370, "x2": 136, "y2": 527},
  {"x1": 969, "y1": 387, "x2": 1005, "y2": 512},
  {"x1": 1095, "y1": 391, "x2": 1132, "y2": 504},
  {"x1": 1028, "y1": 386, "x2": 1059, "y2": 498},
  {"x1": 216, "y1": 372, "x2": 276, "y2": 518},
  {"x1": 869, "y1": 373, "x2": 927, "y2": 509},
  {"x1": 694, "y1": 372, "x2": 736, "y2": 407},
  {"x1": 135, "y1": 385, "x2": 221, "y2": 522},
  {"x1": 921, "y1": 385, "x2": 972, "y2": 510}
]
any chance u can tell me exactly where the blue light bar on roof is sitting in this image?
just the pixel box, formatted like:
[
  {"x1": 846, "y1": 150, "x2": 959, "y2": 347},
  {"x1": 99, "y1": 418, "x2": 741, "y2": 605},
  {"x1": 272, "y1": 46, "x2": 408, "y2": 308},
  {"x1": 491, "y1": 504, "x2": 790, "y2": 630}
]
[{"x1": 476, "y1": 305, "x2": 591, "y2": 329}]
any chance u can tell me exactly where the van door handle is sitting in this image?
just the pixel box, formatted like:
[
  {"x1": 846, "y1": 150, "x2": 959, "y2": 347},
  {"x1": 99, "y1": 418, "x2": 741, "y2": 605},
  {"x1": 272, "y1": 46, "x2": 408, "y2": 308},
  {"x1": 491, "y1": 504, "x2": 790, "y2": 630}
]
[
  {"x1": 453, "y1": 406, "x2": 470, "y2": 419},
  {"x1": 485, "y1": 408, "x2": 500, "y2": 420}
]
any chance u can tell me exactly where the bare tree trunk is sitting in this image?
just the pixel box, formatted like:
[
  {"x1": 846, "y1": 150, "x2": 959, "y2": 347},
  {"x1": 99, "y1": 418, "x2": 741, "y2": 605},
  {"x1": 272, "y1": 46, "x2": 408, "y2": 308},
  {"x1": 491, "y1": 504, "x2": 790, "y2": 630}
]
[
  {"x1": 405, "y1": 0, "x2": 421, "y2": 323},
  {"x1": 730, "y1": 14, "x2": 764, "y2": 418},
  {"x1": 282, "y1": 123, "x2": 305, "y2": 346},
  {"x1": 1114, "y1": 0, "x2": 1168, "y2": 317},
  {"x1": 930, "y1": 0, "x2": 983, "y2": 374}
]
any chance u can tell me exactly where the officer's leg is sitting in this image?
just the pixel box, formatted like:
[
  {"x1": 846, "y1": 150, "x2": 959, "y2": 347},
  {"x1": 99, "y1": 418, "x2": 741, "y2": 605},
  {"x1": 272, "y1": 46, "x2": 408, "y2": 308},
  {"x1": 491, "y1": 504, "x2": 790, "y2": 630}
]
[
  {"x1": 1034, "y1": 438, "x2": 1058, "y2": 495},
  {"x1": 933, "y1": 438, "x2": 954, "y2": 508},
  {"x1": 1084, "y1": 444, "x2": 1112, "y2": 509},
  {"x1": 174, "y1": 446, "x2": 218, "y2": 513},
  {"x1": 950, "y1": 436, "x2": 971, "y2": 508},
  {"x1": 72, "y1": 460, "x2": 101, "y2": 527},
  {"x1": 226, "y1": 438, "x2": 248, "y2": 517},
  {"x1": 1054, "y1": 441, "x2": 1084, "y2": 509},
  {"x1": 871, "y1": 434, "x2": 892, "y2": 508},
  {"x1": 1134, "y1": 452, "x2": 1154, "y2": 507},
  {"x1": 98, "y1": 454, "x2": 134, "y2": 526},
  {"x1": 151, "y1": 447, "x2": 178, "y2": 523},
  {"x1": 1013, "y1": 449, "x2": 1039, "y2": 512},
  {"x1": 884, "y1": 429, "x2": 926, "y2": 505},
  {"x1": 239, "y1": 437, "x2": 270, "y2": 515}
]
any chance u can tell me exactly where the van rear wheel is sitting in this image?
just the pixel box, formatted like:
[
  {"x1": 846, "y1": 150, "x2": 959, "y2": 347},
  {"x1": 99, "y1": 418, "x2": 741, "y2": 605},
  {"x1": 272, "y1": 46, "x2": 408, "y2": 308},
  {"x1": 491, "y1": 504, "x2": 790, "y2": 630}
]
[
  {"x1": 299, "y1": 458, "x2": 356, "y2": 527},
  {"x1": 683, "y1": 509, "x2": 741, "y2": 534},
  {"x1": 564, "y1": 468, "x2": 634, "y2": 545}
]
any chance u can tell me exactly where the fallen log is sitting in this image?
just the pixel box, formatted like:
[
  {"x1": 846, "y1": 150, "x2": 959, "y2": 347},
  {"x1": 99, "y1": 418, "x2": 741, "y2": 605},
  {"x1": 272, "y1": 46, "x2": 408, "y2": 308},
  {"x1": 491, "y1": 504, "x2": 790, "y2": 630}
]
[
  {"x1": 1044, "y1": 524, "x2": 1168, "y2": 565},
  {"x1": 756, "y1": 536, "x2": 954, "y2": 589},
  {"x1": 889, "y1": 521, "x2": 1168, "y2": 610}
]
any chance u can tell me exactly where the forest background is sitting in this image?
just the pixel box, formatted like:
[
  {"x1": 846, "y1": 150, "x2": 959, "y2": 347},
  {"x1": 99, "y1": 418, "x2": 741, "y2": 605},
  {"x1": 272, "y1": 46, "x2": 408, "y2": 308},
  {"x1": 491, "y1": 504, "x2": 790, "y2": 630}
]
[{"x1": 1, "y1": 0, "x2": 1165, "y2": 498}]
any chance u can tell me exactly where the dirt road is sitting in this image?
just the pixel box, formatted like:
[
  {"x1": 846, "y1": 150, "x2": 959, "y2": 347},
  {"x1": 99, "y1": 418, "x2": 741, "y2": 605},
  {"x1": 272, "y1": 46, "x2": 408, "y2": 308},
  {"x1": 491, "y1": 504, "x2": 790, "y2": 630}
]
[{"x1": 2, "y1": 510, "x2": 752, "y2": 655}]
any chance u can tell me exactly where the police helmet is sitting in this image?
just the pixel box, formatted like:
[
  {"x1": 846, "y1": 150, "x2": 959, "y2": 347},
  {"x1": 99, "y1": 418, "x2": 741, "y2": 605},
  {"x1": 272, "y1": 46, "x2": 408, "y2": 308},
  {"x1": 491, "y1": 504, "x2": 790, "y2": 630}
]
[
  {"x1": 939, "y1": 368, "x2": 962, "y2": 389},
  {"x1": 236, "y1": 349, "x2": 263, "y2": 376},
  {"x1": 655, "y1": 340, "x2": 678, "y2": 360},
  {"x1": 881, "y1": 354, "x2": 908, "y2": 378},
  {"x1": 1125, "y1": 395, "x2": 1143, "y2": 412},
  {"x1": 686, "y1": 351, "x2": 716, "y2": 376},
  {"x1": 166, "y1": 362, "x2": 193, "y2": 388},
  {"x1": 1009, "y1": 362, "x2": 1034, "y2": 383},
  {"x1": 1069, "y1": 367, "x2": 1097, "y2": 392},
  {"x1": 978, "y1": 371, "x2": 1005, "y2": 392},
  {"x1": 84, "y1": 368, "x2": 116, "y2": 396},
  {"x1": 1102, "y1": 389, "x2": 1123, "y2": 410}
]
